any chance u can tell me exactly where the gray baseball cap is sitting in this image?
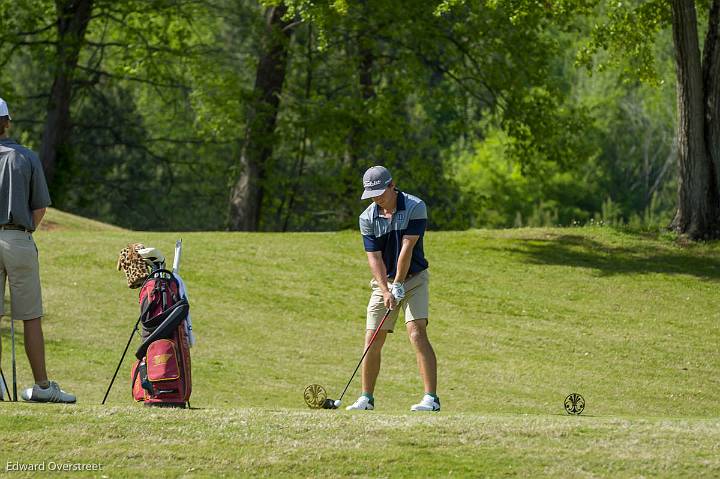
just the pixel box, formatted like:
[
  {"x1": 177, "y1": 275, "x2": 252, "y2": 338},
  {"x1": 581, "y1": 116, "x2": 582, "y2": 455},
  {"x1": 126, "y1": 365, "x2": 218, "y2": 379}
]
[
  {"x1": 361, "y1": 166, "x2": 392, "y2": 200},
  {"x1": 0, "y1": 97, "x2": 11, "y2": 120}
]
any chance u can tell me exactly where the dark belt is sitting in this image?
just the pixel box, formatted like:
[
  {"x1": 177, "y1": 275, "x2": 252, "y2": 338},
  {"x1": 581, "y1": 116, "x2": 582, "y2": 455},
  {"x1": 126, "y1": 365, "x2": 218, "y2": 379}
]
[{"x1": 0, "y1": 224, "x2": 29, "y2": 232}]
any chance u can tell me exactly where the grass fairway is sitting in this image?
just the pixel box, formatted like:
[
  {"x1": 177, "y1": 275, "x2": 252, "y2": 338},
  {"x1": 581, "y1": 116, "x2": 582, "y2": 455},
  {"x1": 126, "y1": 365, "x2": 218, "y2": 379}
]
[{"x1": 1, "y1": 209, "x2": 719, "y2": 477}]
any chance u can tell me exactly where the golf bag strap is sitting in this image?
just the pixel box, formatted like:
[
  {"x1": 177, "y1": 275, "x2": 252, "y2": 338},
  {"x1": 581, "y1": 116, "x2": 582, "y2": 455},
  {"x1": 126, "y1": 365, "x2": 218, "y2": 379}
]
[
  {"x1": 135, "y1": 300, "x2": 189, "y2": 360},
  {"x1": 138, "y1": 298, "x2": 153, "y2": 324},
  {"x1": 140, "y1": 296, "x2": 185, "y2": 331}
]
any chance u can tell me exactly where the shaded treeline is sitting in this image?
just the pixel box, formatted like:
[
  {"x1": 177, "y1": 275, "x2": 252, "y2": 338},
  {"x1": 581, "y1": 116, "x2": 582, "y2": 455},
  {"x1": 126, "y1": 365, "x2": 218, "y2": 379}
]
[{"x1": 0, "y1": 1, "x2": 696, "y2": 234}]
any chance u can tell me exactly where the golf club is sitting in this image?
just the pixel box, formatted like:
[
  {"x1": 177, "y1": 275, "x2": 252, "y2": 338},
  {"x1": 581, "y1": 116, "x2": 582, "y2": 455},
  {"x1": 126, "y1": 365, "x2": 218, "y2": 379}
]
[
  {"x1": 172, "y1": 239, "x2": 182, "y2": 274},
  {"x1": 307, "y1": 308, "x2": 392, "y2": 409},
  {"x1": 10, "y1": 317, "x2": 17, "y2": 401}
]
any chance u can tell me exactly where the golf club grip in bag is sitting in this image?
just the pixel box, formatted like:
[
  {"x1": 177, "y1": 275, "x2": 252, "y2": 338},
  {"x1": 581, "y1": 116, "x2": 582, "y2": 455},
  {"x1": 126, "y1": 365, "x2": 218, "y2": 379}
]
[{"x1": 131, "y1": 269, "x2": 192, "y2": 407}]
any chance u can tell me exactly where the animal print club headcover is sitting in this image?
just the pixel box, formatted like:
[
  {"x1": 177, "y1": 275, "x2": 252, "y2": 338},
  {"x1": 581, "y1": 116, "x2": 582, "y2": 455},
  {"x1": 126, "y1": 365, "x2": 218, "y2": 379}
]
[{"x1": 117, "y1": 243, "x2": 149, "y2": 289}]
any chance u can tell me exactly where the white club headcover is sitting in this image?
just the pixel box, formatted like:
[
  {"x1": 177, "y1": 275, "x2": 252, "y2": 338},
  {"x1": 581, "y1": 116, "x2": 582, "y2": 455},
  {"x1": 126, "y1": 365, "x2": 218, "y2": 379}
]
[{"x1": 137, "y1": 247, "x2": 166, "y2": 268}]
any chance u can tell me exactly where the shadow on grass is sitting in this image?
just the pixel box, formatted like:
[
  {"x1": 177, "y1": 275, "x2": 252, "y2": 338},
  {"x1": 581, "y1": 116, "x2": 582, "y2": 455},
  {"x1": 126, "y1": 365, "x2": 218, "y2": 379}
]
[{"x1": 503, "y1": 234, "x2": 720, "y2": 280}]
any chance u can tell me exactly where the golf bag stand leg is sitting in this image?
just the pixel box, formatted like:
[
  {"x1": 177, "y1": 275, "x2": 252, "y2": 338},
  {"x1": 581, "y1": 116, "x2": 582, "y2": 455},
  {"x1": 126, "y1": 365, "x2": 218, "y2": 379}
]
[
  {"x1": 102, "y1": 316, "x2": 142, "y2": 404},
  {"x1": 0, "y1": 367, "x2": 9, "y2": 400}
]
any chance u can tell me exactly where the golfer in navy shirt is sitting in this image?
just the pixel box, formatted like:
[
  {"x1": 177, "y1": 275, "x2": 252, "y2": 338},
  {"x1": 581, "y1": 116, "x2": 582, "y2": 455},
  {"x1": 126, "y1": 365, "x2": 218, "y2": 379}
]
[{"x1": 345, "y1": 166, "x2": 440, "y2": 412}]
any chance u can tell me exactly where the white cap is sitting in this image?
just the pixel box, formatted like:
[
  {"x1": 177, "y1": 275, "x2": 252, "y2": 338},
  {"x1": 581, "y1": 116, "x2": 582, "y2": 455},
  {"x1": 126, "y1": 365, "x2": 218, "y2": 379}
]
[
  {"x1": 137, "y1": 247, "x2": 166, "y2": 266},
  {"x1": 0, "y1": 98, "x2": 11, "y2": 120}
]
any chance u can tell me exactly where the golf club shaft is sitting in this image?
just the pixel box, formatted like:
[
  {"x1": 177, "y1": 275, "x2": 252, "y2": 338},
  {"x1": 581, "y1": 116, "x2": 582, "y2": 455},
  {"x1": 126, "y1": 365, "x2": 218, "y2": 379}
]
[
  {"x1": 10, "y1": 317, "x2": 16, "y2": 401},
  {"x1": 172, "y1": 239, "x2": 182, "y2": 274},
  {"x1": 337, "y1": 308, "x2": 392, "y2": 402}
]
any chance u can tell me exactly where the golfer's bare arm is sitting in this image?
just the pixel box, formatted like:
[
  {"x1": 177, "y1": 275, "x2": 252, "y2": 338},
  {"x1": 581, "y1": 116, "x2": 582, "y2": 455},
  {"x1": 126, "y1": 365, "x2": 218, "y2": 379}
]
[
  {"x1": 367, "y1": 251, "x2": 397, "y2": 309},
  {"x1": 32, "y1": 208, "x2": 46, "y2": 228},
  {"x1": 367, "y1": 251, "x2": 391, "y2": 293},
  {"x1": 393, "y1": 235, "x2": 419, "y2": 283}
]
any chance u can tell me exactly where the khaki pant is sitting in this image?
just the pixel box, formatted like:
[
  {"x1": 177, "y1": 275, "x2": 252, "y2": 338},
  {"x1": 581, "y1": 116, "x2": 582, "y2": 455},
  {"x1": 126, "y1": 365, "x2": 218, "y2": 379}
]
[
  {"x1": 0, "y1": 230, "x2": 43, "y2": 320},
  {"x1": 366, "y1": 269, "x2": 429, "y2": 332}
]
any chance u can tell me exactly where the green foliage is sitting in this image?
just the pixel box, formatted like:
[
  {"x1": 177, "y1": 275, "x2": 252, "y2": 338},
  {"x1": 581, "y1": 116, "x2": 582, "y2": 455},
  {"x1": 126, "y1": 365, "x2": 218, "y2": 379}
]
[
  {"x1": 0, "y1": 0, "x2": 683, "y2": 231},
  {"x1": 577, "y1": 21, "x2": 677, "y2": 227},
  {"x1": 449, "y1": 127, "x2": 600, "y2": 227},
  {"x1": 0, "y1": 0, "x2": 245, "y2": 230},
  {"x1": 265, "y1": 0, "x2": 607, "y2": 230},
  {"x1": 578, "y1": 0, "x2": 671, "y2": 84}
]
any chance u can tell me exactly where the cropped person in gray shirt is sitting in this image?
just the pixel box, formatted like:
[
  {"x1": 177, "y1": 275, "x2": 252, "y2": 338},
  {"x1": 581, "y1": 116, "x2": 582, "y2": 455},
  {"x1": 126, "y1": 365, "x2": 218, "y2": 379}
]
[{"x1": 0, "y1": 97, "x2": 75, "y2": 403}]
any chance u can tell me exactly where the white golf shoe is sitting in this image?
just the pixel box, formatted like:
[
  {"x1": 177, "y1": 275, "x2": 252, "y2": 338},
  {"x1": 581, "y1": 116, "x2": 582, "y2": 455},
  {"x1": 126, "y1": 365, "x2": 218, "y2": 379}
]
[
  {"x1": 21, "y1": 381, "x2": 76, "y2": 404},
  {"x1": 345, "y1": 395, "x2": 374, "y2": 410},
  {"x1": 410, "y1": 394, "x2": 440, "y2": 412}
]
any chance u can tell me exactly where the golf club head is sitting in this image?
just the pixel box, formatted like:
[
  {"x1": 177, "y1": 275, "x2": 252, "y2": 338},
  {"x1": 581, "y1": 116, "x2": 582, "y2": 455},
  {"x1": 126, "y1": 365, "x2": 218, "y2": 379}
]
[
  {"x1": 322, "y1": 398, "x2": 338, "y2": 409},
  {"x1": 303, "y1": 384, "x2": 328, "y2": 409}
]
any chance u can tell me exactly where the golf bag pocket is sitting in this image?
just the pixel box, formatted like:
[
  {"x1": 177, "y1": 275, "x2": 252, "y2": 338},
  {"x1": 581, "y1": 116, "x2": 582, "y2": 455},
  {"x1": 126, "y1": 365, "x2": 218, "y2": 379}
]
[
  {"x1": 131, "y1": 360, "x2": 145, "y2": 401},
  {"x1": 146, "y1": 339, "x2": 180, "y2": 382}
]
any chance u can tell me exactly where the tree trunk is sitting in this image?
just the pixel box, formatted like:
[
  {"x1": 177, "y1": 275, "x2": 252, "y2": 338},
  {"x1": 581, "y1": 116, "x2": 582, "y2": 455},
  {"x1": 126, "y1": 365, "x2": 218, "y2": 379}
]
[
  {"x1": 228, "y1": 5, "x2": 294, "y2": 231},
  {"x1": 669, "y1": 0, "x2": 720, "y2": 239},
  {"x1": 39, "y1": 0, "x2": 93, "y2": 188},
  {"x1": 703, "y1": 0, "x2": 720, "y2": 180},
  {"x1": 347, "y1": 1, "x2": 376, "y2": 170},
  {"x1": 281, "y1": 24, "x2": 314, "y2": 232}
]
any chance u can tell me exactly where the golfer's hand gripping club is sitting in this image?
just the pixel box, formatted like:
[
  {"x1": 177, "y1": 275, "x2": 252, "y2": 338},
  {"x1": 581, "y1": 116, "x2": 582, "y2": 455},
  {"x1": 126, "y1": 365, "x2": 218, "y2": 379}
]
[
  {"x1": 382, "y1": 290, "x2": 396, "y2": 310},
  {"x1": 390, "y1": 282, "x2": 405, "y2": 302}
]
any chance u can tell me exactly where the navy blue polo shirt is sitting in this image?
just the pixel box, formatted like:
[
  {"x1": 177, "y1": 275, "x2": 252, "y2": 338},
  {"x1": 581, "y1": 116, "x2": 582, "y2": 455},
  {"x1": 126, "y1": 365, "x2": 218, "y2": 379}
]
[{"x1": 359, "y1": 191, "x2": 429, "y2": 278}]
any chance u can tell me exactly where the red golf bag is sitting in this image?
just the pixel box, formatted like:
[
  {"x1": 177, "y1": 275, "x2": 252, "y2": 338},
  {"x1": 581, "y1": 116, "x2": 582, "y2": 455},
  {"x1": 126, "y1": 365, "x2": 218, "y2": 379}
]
[{"x1": 130, "y1": 269, "x2": 192, "y2": 407}]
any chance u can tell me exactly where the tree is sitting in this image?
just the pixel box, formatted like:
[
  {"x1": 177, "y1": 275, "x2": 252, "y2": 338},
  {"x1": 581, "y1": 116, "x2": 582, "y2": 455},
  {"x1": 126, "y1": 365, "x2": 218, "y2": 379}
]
[
  {"x1": 667, "y1": 0, "x2": 720, "y2": 238},
  {"x1": 1, "y1": 0, "x2": 229, "y2": 229},
  {"x1": 40, "y1": 0, "x2": 94, "y2": 188},
  {"x1": 582, "y1": 1, "x2": 720, "y2": 238},
  {"x1": 228, "y1": 4, "x2": 296, "y2": 231},
  {"x1": 4, "y1": 0, "x2": 668, "y2": 232}
]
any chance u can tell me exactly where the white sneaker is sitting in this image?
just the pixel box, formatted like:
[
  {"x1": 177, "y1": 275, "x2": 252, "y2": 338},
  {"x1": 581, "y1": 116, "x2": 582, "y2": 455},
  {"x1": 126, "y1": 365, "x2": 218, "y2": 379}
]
[
  {"x1": 411, "y1": 394, "x2": 440, "y2": 411},
  {"x1": 345, "y1": 395, "x2": 374, "y2": 410},
  {"x1": 21, "y1": 381, "x2": 76, "y2": 404}
]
